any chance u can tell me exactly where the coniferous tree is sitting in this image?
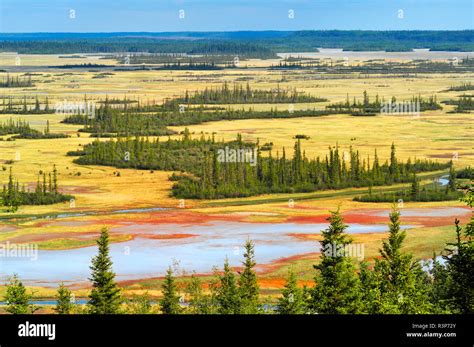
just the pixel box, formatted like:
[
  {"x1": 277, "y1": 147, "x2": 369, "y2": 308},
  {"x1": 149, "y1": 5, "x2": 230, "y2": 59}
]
[
  {"x1": 389, "y1": 142, "x2": 399, "y2": 181},
  {"x1": 239, "y1": 239, "x2": 261, "y2": 313},
  {"x1": 88, "y1": 227, "x2": 122, "y2": 314},
  {"x1": 447, "y1": 165, "x2": 457, "y2": 192},
  {"x1": 310, "y1": 209, "x2": 362, "y2": 313},
  {"x1": 359, "y1": 261, "x2": 385, "y2": 313},
  {"x1": 373, "y1": 208, "x2": 432, "y2": 313},
  {"x1": 4, "y1": 274, "x2": 38, "y2": 314},
  {"x1": 74, "y1": 136, "x2": 450, "y2": 200},
  {"x1": 410, "y1": 173, "x2": 420, "y2": 199},
  {"x1": 216, "y1": 258, "x2": 241, "y2": 314},
  {"x1": 430, "y1": 191, "x2": 473, "y2": 313},
  {"x1": 160, "y1": 267, "x2": 182, "y2": 314},
  {"x1": 34, "y1": 96, "x2": 40, "y2": 112},
  {"x1": 3, "y1": 167, "x2": 19, "y2": 212},
  {"x1": 277, "y1": 270, "x2": 306, "y2": 314},
  {"x1": 444, "y1": 216, "x2": 473, "y2": 313},
  {"x1": 54, "y1": 283, "x2": 74, "y2": 314},
  {"x1": 52, "y1": 165, "x2": 58, "y2": 194}
]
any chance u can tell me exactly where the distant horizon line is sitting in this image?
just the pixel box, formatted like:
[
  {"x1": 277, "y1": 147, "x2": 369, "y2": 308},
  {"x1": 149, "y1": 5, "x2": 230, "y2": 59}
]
[{"x1": 1, "y1": 29, "x2": 473, "y2": 34}]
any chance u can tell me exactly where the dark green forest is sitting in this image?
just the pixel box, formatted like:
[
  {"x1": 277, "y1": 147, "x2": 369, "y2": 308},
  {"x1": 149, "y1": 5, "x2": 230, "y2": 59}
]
[{"x1": 1, "y1": 31, "x2": 473, "y2": 54}]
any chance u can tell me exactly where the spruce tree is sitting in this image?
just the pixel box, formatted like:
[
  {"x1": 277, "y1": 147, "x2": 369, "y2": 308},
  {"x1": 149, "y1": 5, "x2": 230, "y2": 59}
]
[
  {"x1": 4, "y1": 274, "x2": 37, "y2": 314},
  {"x1": 443, "y1": 214, "x2": 473, "y2": 313},
  {"x1": 54, "y1": 283, "x2": 74, "y2": 314},
  {"x1": 374, "y1": 208, "x2": 432, "y2": 313},
  {"x1": 310, "y1": 209, "x2": 362, "y2": 313},
  {"x1": 159, "y1": 267, "x2": 182, "y2": 314},
  {"x1": 389, "y1": 143, "x2": 399, "y2": 181},
  {"x1": 216, "y1": 258, "x2": 241, "y2": 314},
  {"x1": 238, "y1": 239, "x2": 260, "y2": 313},
  {"x1": 52, "y1": 165, "x2": 58, "y2": 194},
  {"x1": 277, "y1": 270, "x2": 306, "y2": 314},
  {"x1": 34, "y1": 96, "x2": 40, "y2": 112},
  {"x1": 410, "y1": 173, "x2": 420, "y2": 200},
  {"x1": 447, "y1": 165, "x2": 457, "y2": 192},
  {"x1": 88, "y1": 227, "x2": 122, "y2": 314},
  {"x1": 4, "y1": 167, "x2": 19, "y2": 212},
  {"x1": 429, "y1": 190, "x2": 473, "y2": 313}
]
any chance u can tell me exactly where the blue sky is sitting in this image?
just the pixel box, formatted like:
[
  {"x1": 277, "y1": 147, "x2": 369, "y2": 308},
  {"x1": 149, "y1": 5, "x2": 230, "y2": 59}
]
[{"x1": 0, "y1": 0, "x2": 472, "y2": 32}]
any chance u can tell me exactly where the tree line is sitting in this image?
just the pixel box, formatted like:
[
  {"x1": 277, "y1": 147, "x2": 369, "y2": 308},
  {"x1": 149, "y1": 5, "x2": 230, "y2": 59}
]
[
  {"x1": 155, "y1": 62, "x2": 229, "y2": 70},
  {"x1": 59, "y1": 91, "x2": 444, "y2": 139},
  {"x1": 0, "y1": 118, "x2": 68, "y2": 139},
  {"x1": 0, "y1": 95, "x2": 52, "y2": 114},
  {"x1": 443, "y1": 96, "x2": 474, "y2": 113},
  {"x1": 446, "y1": 82, "x2": 474, "y2": 92},
  {"x1": 2, "y1": 31, "x2": 472, "y2": 54},
  {"x1": 1, "y1": 167, "x2": 72, "y2": 212},
  {"x1": 114, "y1": 53, "x2": 244, "y2": 65},
  {"x1": 63, "y1": 102, "x2": 334, "y2": 136},
  {"x1": 354, "y1": 167, "x2": 463, "y2": 203},
  {"x1": 326, "y1": 91, "x2": 442, "y2": 115},
  {"x1": 0, "y1": 75, "x2": 33, "y2": 88},
  {"x1": 173, "y1": 140, "x2": 451, "y2": 199},
  {"x1": 69, "y1": 133, "x2": 451, "y2": 199},
  {"x1": 270, "y1": 59, "x2": 474, "y2": 74},
  {"x1": 0, "y1": 38, "x2": 276, "y2": 58},
  {"x1": 164, "y1": 82, "x2": 327, "y2": 106}
]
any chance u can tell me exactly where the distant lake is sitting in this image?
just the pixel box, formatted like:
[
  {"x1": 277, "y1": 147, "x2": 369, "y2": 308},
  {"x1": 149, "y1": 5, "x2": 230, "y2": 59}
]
[{"x1": 278, "y1": 50, "x2": 474, "y2": 60}]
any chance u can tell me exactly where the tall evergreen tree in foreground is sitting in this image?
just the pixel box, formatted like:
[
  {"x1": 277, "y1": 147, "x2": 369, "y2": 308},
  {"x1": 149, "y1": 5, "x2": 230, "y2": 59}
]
[
  {"x1": 310, "y1": 208, "x2": 362, "y2": 314},
  {"x1": 160, "y1": 267, "x2": 182, "y2": 314},
  {"x1": 371, "y1": 207, "x2": 431, "y2": 313},
  {"x1": 216, "y1": 258, "x2": 241, "y2": 314},
  {"x1": 443, "y1": 191, "x2": 473, "y2": 313},
  {"x1": 277, "y1": 270, "x2": 306, "y2": 314},
  {"x1": 429, "y1": 191, "x2": 473, "y2": 313},
  {"x1": 4, "y1": 274, "x2": 37, "y2": 314},
  {"x1": 88, "y1": 227, "x2": 122, "y2": 314},
  {"x1": 54, "y1": 282, "x2": 74, "y2": 314},
  {"x1": 239, "y1": 239, "x2": 261, "y2": 313}
]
